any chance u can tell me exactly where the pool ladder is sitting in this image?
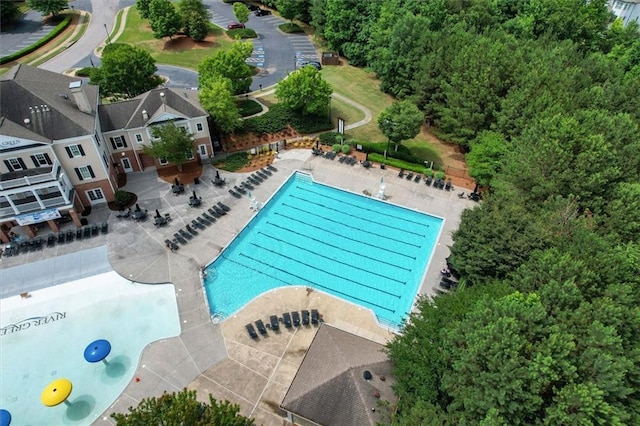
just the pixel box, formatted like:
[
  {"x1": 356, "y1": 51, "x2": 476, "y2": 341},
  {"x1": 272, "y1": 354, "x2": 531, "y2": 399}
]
[{"x1": 296, "y1": 171, "x2": 314, "y2": 184}]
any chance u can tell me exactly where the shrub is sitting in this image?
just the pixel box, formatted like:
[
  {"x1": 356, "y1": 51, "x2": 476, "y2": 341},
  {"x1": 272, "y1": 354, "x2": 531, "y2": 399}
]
[
  {"x1": 341, "y1": 144, "x2": 351, "y2": 154},
  {"x1": 424, "y1": 168, "x2": 434, "y2": 177},
  {"x1": 279, "y1": 23, "x2": 304, "y2": 33},
  {"x1": 332, "y1": 144, "x2": 342, "y2": 152},
  {"x1": 227, "y1": 28, "x2": 257, "y2": 39},
  {"x1": 289, "y1": 112, "x2": 333, "y2": 134},
  {"x1": 237, "y1": 99, "x2": 263, "y2": 117},
  {"x1": 114, "y1": 190, "x2": 132, "y2": 208},
  {"x1": 435, "y1": 171, "x2": 446, "y2": 180},
  {"x1": 241, "y1": 103, "x2": 332, "y2": 135},
  {"x1": 319, "y1": 132, "x2": 339, "y2": 145},
  {"x1": 75, "y1": 67, "x2": 93, "y2": 77},
  {"x1": 212, "y1": 152, "x2": 249, "y2": 171}
]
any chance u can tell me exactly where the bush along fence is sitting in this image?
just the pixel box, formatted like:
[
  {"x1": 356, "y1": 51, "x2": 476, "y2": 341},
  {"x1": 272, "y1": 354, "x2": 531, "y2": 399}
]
[{"x1": 0, "y1": 15, "x2": 72, "y2": 65}]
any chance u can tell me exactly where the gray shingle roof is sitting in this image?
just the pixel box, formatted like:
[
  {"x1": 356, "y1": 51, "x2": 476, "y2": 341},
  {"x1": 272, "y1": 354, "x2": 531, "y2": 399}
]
[
  {"x1": 281, "y1": 324, "x2": 396, "y2": 426},
  {"x1": 98, "y1": 87, "x2": 207, "y2": 132},
  {"x1": 0, "y1": 64, "x2": 98, "y2": 141}
]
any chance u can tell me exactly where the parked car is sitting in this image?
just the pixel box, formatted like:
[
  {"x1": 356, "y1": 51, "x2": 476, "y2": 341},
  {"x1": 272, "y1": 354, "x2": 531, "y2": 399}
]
[
  {"x1": 247, "y1": 4, "x2": 260, "y2": 11},
  {"x1": 227, "y1": 22, "x2": 245, "y2": 30},
  {"x1": 301, "y1": 61, "x2": 322, "y2": 70},
  {"x1": 255, "y1": 8, "x2": 272, "y2": 16}
]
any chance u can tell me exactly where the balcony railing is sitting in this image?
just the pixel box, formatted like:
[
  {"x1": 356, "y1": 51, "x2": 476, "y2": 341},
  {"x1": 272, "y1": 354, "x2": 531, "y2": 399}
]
[
  {"x1": 0, "y1": 189, "x2": 74, "y2": 221},
  {"x1": 0, "y1": 162, "x2": 61, "y2": 190}
]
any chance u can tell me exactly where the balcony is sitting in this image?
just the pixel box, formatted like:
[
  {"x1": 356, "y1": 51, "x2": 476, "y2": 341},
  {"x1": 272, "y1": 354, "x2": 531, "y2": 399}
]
[
  {"x1": 0, "y1": 161, "x2": 61, "y2": 190},
  {"x1": 0, "y1": 189, "x2": 74, "y2": 221}
]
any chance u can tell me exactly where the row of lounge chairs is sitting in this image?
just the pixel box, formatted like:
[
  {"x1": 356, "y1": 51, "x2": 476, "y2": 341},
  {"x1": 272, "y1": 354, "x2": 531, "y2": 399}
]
[
  {"x1": 246, "y1": 309, "x2": 320, "y2": 339},
  {"x1": 228, "y1": 165, "x2": 278, "y2": 198},
  {"x1": 397, "y1": 169, "x2": 454, "y2": 190},
  {"x1": 3, "y1": 222, "x2": 109, "y2": 257},
  {"x1": 338, "y1": 155, "x2": 358, "y2": 166},
  {"x1": 165, "y1": 201, "x2": 231, "y2": 252}
]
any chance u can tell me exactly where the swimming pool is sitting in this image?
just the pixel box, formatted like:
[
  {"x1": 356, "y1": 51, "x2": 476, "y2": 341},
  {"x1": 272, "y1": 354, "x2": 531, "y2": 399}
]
[
  {"x1": 204, "y1": 172, "x2": 443, "y2": 327},
  {"x1": 0, "y1": 272, "x2": 180, "y2": 425}
]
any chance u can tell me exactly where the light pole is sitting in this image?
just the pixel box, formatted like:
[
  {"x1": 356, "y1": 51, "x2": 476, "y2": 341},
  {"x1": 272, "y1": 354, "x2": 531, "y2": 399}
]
[
  {"x1": 104, "y1": 24, "x2": 111, "y2": 45},
  {"x1": 328, "y1": 95, "x2": 332, "y2": 122}
]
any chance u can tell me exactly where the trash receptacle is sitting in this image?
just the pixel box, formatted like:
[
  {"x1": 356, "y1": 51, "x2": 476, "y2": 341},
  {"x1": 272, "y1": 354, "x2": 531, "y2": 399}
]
[
  {"x1": 194, "y1": 177, "x2": 200, "y2": 184},
  {"x1": 80, "y1": 218, "x2": 88, "y2": 226}
]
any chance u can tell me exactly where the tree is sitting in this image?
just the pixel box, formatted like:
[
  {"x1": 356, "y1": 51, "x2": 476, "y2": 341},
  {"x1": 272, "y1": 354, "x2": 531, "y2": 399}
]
[
  {"x1": 377, "y1": 100, "x2": 423, "y2": 152},
  {"x1": 149, "y1": 0, "x2": 183, "y2": 40},
  {"x1": 26, "y1": 0, "x2": 67, "y2": 17},
  {"x1": 90, "y1": 43, "x2": 163, "y2": 99},
  {"x1": 275, "y1": 65, "x2": 333, "y2": 115},
  {"x1": 111, "y1": 389, "x2": 254, "y2": 425},
  {"x1": 232, "y1": 2, "x2": 250, "y2": 26},
  {"x1": 177, "y1": 0, "x2": 210, "y2": 19},
  {"x1": 199, "y1": 76, "x2": 243, "y2": 140},
  {"x1": 465, "y1": 131, "x2": 508, "y2": 188},
  {"x1": 276, "y1": 0, "x2": 302, "y2": 22},
  {"x1": 1, "y1": 1, "x2": 21, "y2": 26},
  {"x1": 143, "y1": 123, "x2": 195, "y2": 172},
  {"x1": 198, "y1": 42, "x2": 254, "y2": 95},
  {"x1": 136, "y1": 0, "x2": 152, "y2": 19},
  {"x1": 184, "y1": 10, "x2": 209, "y2": 41}
]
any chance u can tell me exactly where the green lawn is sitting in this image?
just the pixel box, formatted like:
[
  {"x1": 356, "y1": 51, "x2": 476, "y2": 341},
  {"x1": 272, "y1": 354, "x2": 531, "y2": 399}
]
[{"x1": 114, "y1": 8, "x2": 232, "y2": 70}]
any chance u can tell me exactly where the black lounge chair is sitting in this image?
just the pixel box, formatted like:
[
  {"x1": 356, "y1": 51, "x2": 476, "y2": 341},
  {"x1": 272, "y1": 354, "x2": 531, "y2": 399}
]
[
  {"x1": 83, "y1": 226, "x2": 91, "y2": 238},
  {"x1": 228, "y1": 189, "x2": 242, "y2": 198},
  {"x1": 234, "y1": 185, "x2": 246, "y2": 194},
  {"x1": 208, "y1": 208, "x2": 221, "y2": 218},
  {"x1": 414, "y1": 174, "x2": 421, "y2": 183},
  {"x1": 192, "y1": 219, "x2": 205, "y2": 230},
  {"x1": 197, "y1": 216, "x2": 210, "y2": 226},
  {"x1": 217, "y1": 201, "x2": 231, "y2": 212},
  {"x1": 164, "y1": 239, "x2": 179, "y2": 252},
  {"x1": 101, "y1": 222, "x2": 109, "y2": 234},
  {"x1": 179, "y1": 229, "x2": 193, "y2": 240},
  {"x1": 213, "y1": 206, "x2": 226, "y2": 216},
  {"x1": 283, "y1": 312, "x2": 292, "y2": 329},
  {"x1": 405, "y1": 172, "x2": 414, "y2": 180},
  {"x1": 174, "y1": 233, "x2": 188, "y2": 245},
  {"x1": 246, "y1": 323, "x2": 258, "y2": 339},
  {"x1": 425, "y1": 175, "x2": 433, "y2": 186},
  {"x1": 267, "y1": 164, "x2": 277, "y2": 172},
  {"x1": 66, "y1": 230, "x2": 75, "y2": 242},
  {"x1": 255, "y1": 319, "x2": 268, "y2": 335},
  {"x1": 445, "y1": 179, "x2": 453, "y2": 191},
  {"x1": 46, "y1": 234, "x2": 56, "y2": 247},
  {"x1": 91, "y1": 224, "x2": 99, "y2": 236},
  {"x1": 34, "y1": 237, "x2": 43, "y2": 250},
  {"x1": 291, "y1": 311, "x2": 301, "y2": 327},
  {"x1": 261, "y1": 167, "x2": 272, "y2": 175},
  {"x1": 75, "y1": 228, "x2": 82, "y2": 240},
  {"x1": 57, "y1": 232, "x2": 66, "y2": 244},
  {"x1": 397, "y1": 169, "x2": 405, "y2": 178},
  {"x1": 186, "y1": 224, "x2": 198, "y2": 235},
  {"x1": 439, "y1": 279, "x2": 453, "y2": 290},
  {"x1": 311, "y1": 309, "x2": 319, "y2": 325},
  {"x1": 251, "y1": 173, "x2": 264, "y2": 182},
  {"x1": 270, "y1": 315, "x2": 279, "y2": 331},
  {"x1": 338, "y1": 155, "x2": 346, "y2": 163},
  {"x1": 241, "y1": 181, "x2": 254, "y2": 190},
  {"x1": 301, "y1": 310, "x2": 310, "y2": 325},
  {"x1": 202, "y1": 212, "x2": 216, "y2": 223}
]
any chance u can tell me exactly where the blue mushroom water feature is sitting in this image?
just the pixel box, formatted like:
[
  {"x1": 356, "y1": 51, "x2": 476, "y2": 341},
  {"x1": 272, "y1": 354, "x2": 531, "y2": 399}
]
[
  {"x1": 84, "y1": 339, "x2": 112, "y2": 365},
  {"x1": 0, "y1": 409, "x2": 11, "y2": 426}
]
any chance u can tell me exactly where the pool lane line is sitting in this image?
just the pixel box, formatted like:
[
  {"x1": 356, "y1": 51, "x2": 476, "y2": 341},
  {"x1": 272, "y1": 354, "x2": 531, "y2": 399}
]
[
  {"x1": 288, "y1": 192, "x2": 428, "y2": 238},
  {"x1": 215, "y1": 254, "x2": 398, "y2": 314},
  {"x1": 258, "y1": 226, "x2": 413, "y2": 273},
  {"x1": 294, "y1": 184, "x2": 432, "y2": 229},
  {"x1": 275, "y1": 206, "x2": 423, "y2": 251},
  {"x1": 240, "y1": 244, "x2": 401, "y2": 299},
  {"x1": 253, "y1": 232, "x2": 407, "y2": 283}
]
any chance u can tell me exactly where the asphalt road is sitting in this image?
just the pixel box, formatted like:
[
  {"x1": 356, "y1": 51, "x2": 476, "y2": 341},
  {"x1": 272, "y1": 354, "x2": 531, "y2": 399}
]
[{"x1": 5, "y1": 0, "x2": 319, "y2": 92}]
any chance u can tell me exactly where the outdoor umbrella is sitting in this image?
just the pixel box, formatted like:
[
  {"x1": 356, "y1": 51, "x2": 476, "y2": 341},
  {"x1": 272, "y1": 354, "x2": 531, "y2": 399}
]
[
  {"x1": 192, "y1": 191, "x2": 197, "y2": 199},
  {"x1": 174, "y1": 177, "x2": 180, "y2": 186},
  {"x1": 155, "y1": 209, "x2": 161, "y2": 218},
  {"x1": 216, "y1": 170, "x2": 221, "y2": 180},
  {"x1": 135, "y1": 204, "x2": 141, "y2": 212}
]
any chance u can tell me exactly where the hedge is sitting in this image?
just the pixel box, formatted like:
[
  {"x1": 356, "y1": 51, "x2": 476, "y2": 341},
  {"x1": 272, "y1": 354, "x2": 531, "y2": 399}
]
[
  {"x1": 226, "y1": 28, "x2": 257, "y2": 39},
  {"x1": 241, "y1": 104, "x2": 333, "y2": 135},
  {"x1": 237, "y1": 99, "x2": 263, "y2": 117},
  {"x1": 279, "y1": 23, "x2": 304, "y2": 33},
  {"x1": 0, "y1": 15, "x2": 72, "y2": 65}
]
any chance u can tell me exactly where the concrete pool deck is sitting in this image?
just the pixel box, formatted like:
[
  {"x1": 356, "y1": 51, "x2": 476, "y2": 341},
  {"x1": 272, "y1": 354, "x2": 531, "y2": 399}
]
[{"x1": 0, "y1": 150, "x2": 475, "y2": 425}]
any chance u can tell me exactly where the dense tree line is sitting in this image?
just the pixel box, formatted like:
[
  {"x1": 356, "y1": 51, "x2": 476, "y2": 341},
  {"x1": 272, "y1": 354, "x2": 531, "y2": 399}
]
[{"x1": 291, "y1": 0, "x2": 640, "y2": 424}]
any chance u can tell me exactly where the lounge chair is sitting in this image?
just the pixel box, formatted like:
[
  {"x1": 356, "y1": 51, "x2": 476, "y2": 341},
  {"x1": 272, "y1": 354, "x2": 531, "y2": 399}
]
[
  {"x1": 91, "y1": 224, "x2": 99, "y2": 236},
  {"x1": 179, "y1": 229, "x2": 193, "y2": 240},
  {"x1": 234, "y1": 185, "x2": 246, "y2": 194},
  {"x1": 251, "y1": 173, "x2": 264, "y2": 182},
  {"x1": 267, "y1": 164, "x2": 278, "y2": 172},
  {"x1": 186, "y1": 224, "x2": 198, "y2": 235},
  {"x1": 425, "y1": 176, "x2": 433, "y2": 186},
  {"x1": 202, "y1": 212, "x2": 216, "y2": 223},
  {"x1": 34, "y1": 237, "x2": 43, "y2": 250},
  {"x1": 414, "y1": 174, "x2": 421, "y2": 183},
  {"x1": 338, "y1": 156, "x2": 346, "y2": 163},
  {"x1": 445, "y1": 179, "x2": 453, "y2": 191},
  {"x1": 397, "y1": 169, "x2": 405, "y2": 178},
  {"x1": 228, "y1": 189, "x2": 242, "y2": 198},
  {"x1": 217, "y1": 201, "x2": 231, "y2": 212},
  {"x1": 283, "y1": 312, "x2": 292, "y2": 328},
  {"x1": 405, "y1": 172, "x2": 414, "y2": 180},
  {"x1": 192, "y1": 219, "x2": 205, "y2": 230},
  {"x1": 311, "y1": 309, "x2": 319, "y2": 325},
  {"x1": 292, "y1": 311, "x2": 301, "y2": 327},
  {"x1": 46, "y1": 234, "x2": 56, "y2": 247},
  {"x1": 261, "y1": 167, "x2": 272, "y2": 175},
  {"x1": 301, "y1": 310, "x2": 310, "y2": 325},
  {"x1": 246, "y1": 323, "x2": 258, "y2": 339},
  {"x1": 208, "y1": 208, "x2": 221, "y2": 218},
  {"x1": 57, "y1": 232, "x2": 66, "y2": 244},
  {"x1": 101, "y1": 222, "x2": 109, "y2": 234},
  {"x1": 213, "y1": 206, "x2": 226, "y2": 216},
  {"x1": 255, "y1": 319, "x2": 268, "y2": 335},
  {"x1": 83, "y1": 225, "x2": 91, "y2": 238},
  {"x1": 75, "y1": 228, "x2": 83, "y2": 240},
  {"x1": 174, "y1": 233, "x2": 188, "y2": 245},
  {"x1": 66, "y1": 230, "x2": 75, "y2": 242},
  {"x1": 270, "y1": 315, "x2": 280, "y2": 331}
]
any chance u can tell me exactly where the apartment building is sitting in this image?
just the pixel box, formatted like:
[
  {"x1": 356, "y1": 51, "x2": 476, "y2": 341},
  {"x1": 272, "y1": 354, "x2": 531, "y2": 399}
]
[
  {"x1": 0, "y1": 64, "x2": 212, "y2": 243},
  {"x1": 609, "y1": 0, "x2": 640, "y2": 25}
]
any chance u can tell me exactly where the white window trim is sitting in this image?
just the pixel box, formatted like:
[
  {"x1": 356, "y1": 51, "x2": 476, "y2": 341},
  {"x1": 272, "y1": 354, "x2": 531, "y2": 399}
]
[
  {"x1": 69, "y1": 145, "x2": 83, "y2": 157},
  {"x1": 113, "y1": 135, "x2": 126, "y2": 149},
  {"x1": 135, "y1": 133, "x2": 144, "y2": 143},
  {"x1": 79, "y1": 166, "x2": 93, "y2": 180},
  {"x1": 8, "y1": 158, "x2": 24, "y2": 170},
  {"x1": 196, "y1": 122, "x2": 203, "y2": 132},
  {"x1": 159, "y1": 158, "x2": 168, "y2": 165}
]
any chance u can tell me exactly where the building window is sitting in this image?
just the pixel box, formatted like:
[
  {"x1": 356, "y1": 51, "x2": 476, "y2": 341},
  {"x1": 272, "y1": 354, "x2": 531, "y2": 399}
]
[
  {"x1": 102, "y1": 152, "x2": 109, "y2": 169},
  {"x1": 31, "y1": 153, "x2": 52, "y2": 167},
  {"x1": 74, "y1": 165, "x2": 95, "y2": 181},
  {"x1": 159, "y1": 158, "x2": 168, "y2": 165},
  {"x1": 196, "y1": 122, "x2": 203, "y2": 132},
  {"x1": 6, "y1": 157, "x2": 26, "y2": 171},
  {"x1": 135, "y1": 134, "x2": 143, "y2": 143},
  {"x1": 187, "y1": 151, "x2": 194, "y2": 160},
  {"x1": 87, "y1": 188, "x2": 105, "y2": 201},
  {"x1": 109, "y1": 135, "x2": 127, "y2": 150},
  {"x1": 65, "y1": 144, "x2": 85, "y2": 158}
]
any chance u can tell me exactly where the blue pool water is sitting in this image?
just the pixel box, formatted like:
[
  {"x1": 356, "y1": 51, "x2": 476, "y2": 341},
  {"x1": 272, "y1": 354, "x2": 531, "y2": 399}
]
[{"x1": 204, "y1": 172, "x2": 443, "y2": 327}]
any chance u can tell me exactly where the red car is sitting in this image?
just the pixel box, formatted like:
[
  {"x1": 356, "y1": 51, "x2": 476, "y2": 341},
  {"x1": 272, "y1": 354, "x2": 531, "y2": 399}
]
[{"x1": 227, "y1": 22, "x2": 245, "y2": 30}]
